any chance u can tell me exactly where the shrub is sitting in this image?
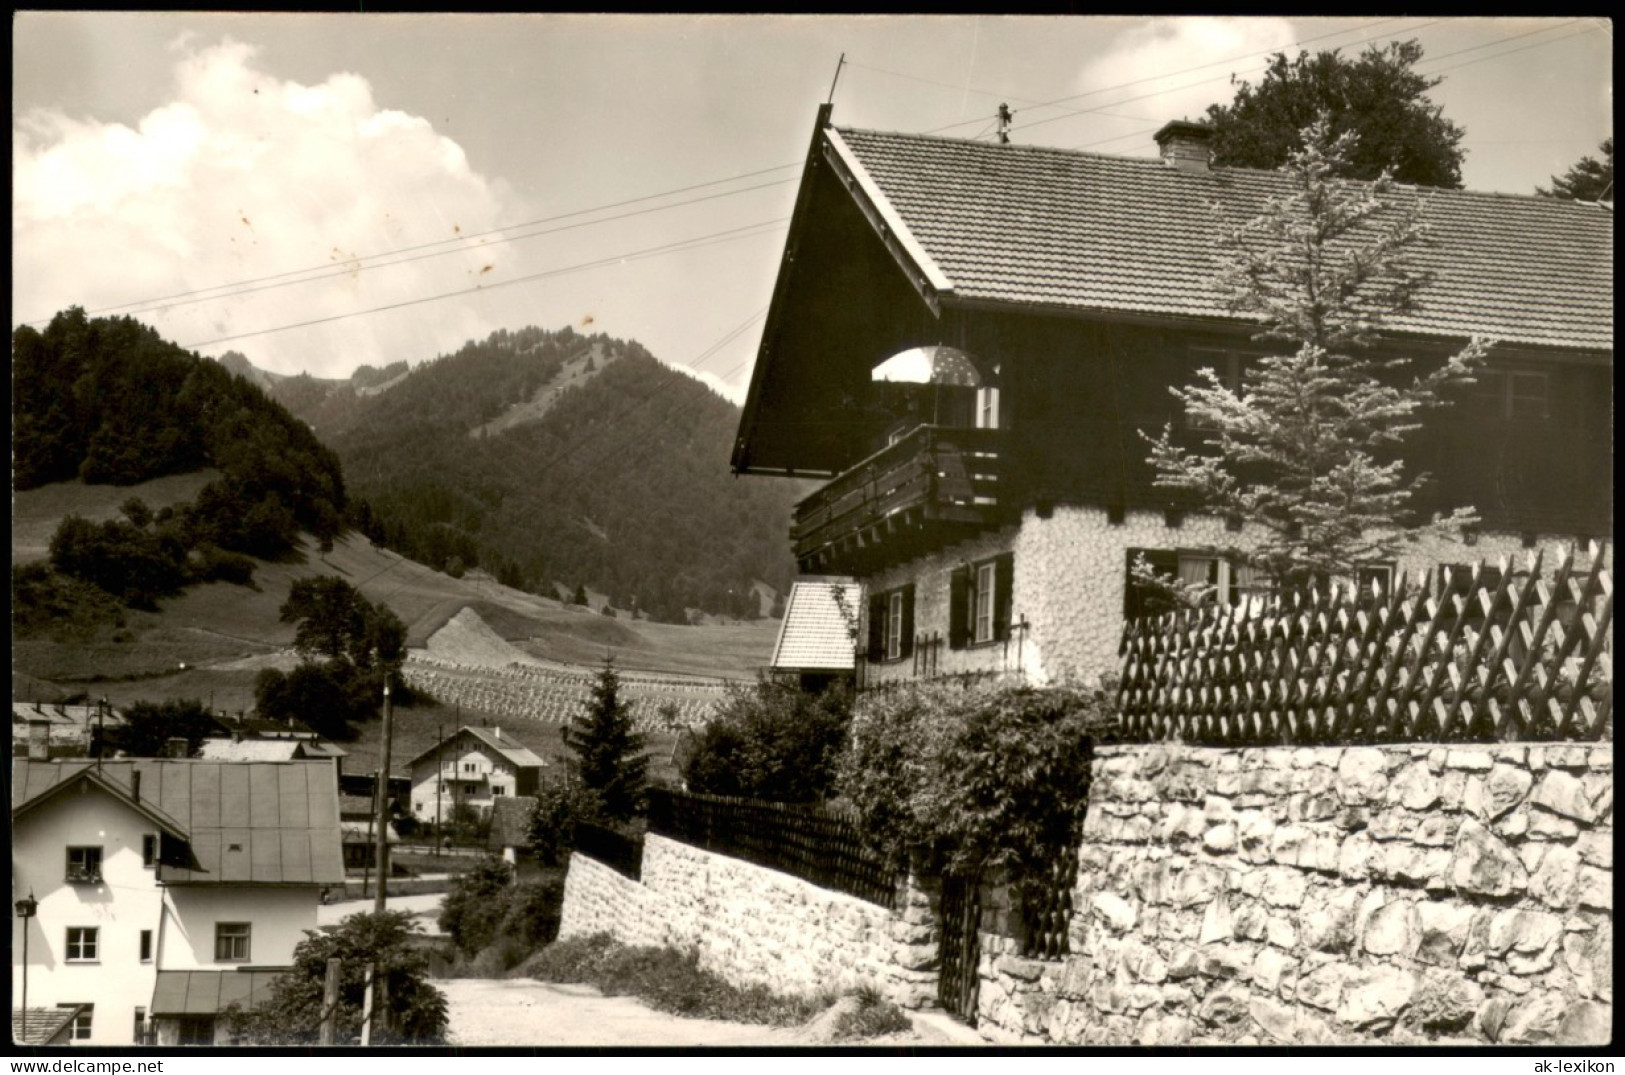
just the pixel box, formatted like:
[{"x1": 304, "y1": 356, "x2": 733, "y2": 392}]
[
  {"x1": 839, "y1": 680, "x2": 1113, "y2": 881},
  {"x1": 832, "y1": 985, "x2": 911, "y2": 1041},
  {"x1": 511, "y1": 932, "x2": 618, "y2": 982},
  {"x1": 527, "y1": 775, "x2": 600, "y2": 866},
  {"x1": 224, "y1": 911, "x2": 445, "y2": 1045},
  {"x1": 682, "y1": 679, "x2": 851, "y2": 802},
  {"x1": 519, "y1": 935, "x2": 824, "y2": 1026},
  {"x1": 437, "y1": 856, "x2": 513, "y2": 955}
]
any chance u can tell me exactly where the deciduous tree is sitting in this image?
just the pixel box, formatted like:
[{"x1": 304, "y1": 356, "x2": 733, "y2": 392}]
[{"x1": 1205, "y1": 40, "x2": 1466, "y2": 188}]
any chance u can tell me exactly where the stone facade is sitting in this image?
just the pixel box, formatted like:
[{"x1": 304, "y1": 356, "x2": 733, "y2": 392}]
[
  {"x1": 861, "y1": 505, "x2": 1607, "y2": 690},
  {"x1": 559, "y1": 834, "x2": 939, "y2": 1008},
  {"x1": 974, "y1": 741, "x2": 1613, "y2": 1046}
]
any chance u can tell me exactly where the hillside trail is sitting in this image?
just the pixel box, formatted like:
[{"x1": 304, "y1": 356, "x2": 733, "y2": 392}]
[{"x1": 438, "y1": 977, "x2": 974, "y2": 1049}]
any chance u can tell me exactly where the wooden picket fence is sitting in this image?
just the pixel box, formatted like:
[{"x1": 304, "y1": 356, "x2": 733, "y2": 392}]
[{"x1": 1117, "y1": 543, "x2": 1612, "y2": 745}]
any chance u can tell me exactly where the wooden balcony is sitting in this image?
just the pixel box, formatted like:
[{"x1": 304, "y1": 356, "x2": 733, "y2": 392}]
[{"x1": 792, "y1": 425, "x2": 1003, "y2": 573}]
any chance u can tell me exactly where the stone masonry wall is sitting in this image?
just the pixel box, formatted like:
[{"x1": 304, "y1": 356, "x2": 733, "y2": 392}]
[
  {"x1": 972, "y1": 741, "x2": 1613, "y2": 1046},
  {"x1": 559, "y1": 833, "x2": 939, "y2": 1008}
]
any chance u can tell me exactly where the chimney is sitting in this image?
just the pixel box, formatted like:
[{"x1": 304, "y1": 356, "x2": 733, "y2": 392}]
[
  {"x1": 494, "y1": 727, "x2": 502, "y2": 742},
  {"x1": 28, "y1": 717, "x2": 51, "y2": 761},
  {"x1": 165, "y1": 737, "x2": 189, "y2": 759},
  {"x1": 1154, "y1": 120, "x2": 1214, "y2": 172},
  {"x1": 132, "y1": 770, "x2": 141, "y2": 802}
]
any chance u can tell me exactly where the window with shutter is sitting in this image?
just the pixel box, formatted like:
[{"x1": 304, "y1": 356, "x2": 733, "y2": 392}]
[
  {"x1": 900, "y1": 584, "x2": 916, "y2": 658},
  {"x1": 993, "y1": 554, "x2": 1014, "y2": 641},
  {"x1": 949, "y1": 567, "x2": 970, "y2": 649},
  {"x1": 867, "y1": 594, "x2": 886, "y2": 662}
]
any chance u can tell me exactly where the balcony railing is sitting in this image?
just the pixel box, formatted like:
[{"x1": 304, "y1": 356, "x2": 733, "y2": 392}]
[{"x1": 792, "y1": 425, "x2": 1002, "y2": 572}]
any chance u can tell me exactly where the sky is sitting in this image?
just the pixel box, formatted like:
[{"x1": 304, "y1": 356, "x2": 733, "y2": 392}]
[{"x1": 12, "y1": 14, "x2": 1612, "y2": 401}]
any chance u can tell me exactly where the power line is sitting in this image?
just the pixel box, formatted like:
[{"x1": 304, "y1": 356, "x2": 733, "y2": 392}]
[
  {"x1": 45, "y1": 176, "x2": 799, "y2": 326},
  {"x1": 24, "y1": 168, "x2": 802, "y2": 328},
  {"x1": 180, "y1": 218, "x2": 789, "y2": 350}
]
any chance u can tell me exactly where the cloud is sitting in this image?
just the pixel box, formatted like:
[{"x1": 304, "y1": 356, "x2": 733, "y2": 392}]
[
  {"x1": 1070, "y1": 17, "x2": 1297, "y2": 148},
  {"x1": 13, "y1": 38, "x2": 519, "y2": 377}
]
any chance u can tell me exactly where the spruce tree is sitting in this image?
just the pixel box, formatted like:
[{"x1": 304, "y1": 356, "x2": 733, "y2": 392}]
[
  {"x1": 1143, "y1": 117, "x2": 1491, "y2": 594},
  {"x1": 563, "y1": 657, "x2": 647, "y2": 823}
]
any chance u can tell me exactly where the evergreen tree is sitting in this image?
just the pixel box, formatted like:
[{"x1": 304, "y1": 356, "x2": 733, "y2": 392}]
[
  {"x1": 562, "y1": 657, "x2": 647, "y2": 823},
  {"x1": 572, "y1": 583, "x2": 589, "y2": 606},
  {"x1": 1538, "y1": 138, "x2": 1613, "y2": 202},
  {"x1": 1143, "y1": 118, "x2": 1490, "y2": 592},
  {"x1": 1204, "y1": 40, "x2": 1466, "y2": 188}
]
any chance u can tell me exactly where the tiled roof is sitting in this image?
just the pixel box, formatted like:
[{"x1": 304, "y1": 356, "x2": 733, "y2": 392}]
[
  {"x1": 198, "y1": 738, "x2": 301, "y2": 762},
  {"x1": 150, "y1": 970, "x2": 285, "y2": 1016},
  {"x1": 12, "y1": 760, "x2": 344, "y2": 885},
  {"x1": 403, "y1": 726, "x2": 546, "y2": 771},
  {"x1": 830, "y1": 127, "x2": 1613, "y2": 352},
  {"x1": 771, "y1": 578, "x2": 861, "y2": 672},
  {"x1": 12, "y1": 1006, "x2": 81, "y2": 1045},
  {"x1": 488, "y1": 795, "x2": 538, "y2": 850}
]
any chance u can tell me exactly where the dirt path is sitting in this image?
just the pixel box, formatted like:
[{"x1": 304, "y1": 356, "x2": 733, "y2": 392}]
[{"x1": 440, "y1": 978, "x2": 792, "y2": 1047}]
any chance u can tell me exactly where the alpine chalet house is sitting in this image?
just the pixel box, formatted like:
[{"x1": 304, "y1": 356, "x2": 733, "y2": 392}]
[
  {"x1": 731, "y1": 107, "x2": 1612, "y2": 686},
  {"x1": 11, "y1": 759, "x2": 344, "y2": 1045},
  {"x1": 406, "y1": 725, "x2": 546, "y2": 823}
]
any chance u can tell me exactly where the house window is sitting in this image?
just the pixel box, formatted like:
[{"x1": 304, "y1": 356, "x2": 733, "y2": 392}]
[
  {"x1": 66, "y1": 846, "x2": 103, "y2": 883},
  {"x1": 214, "y1": 923, "x2": 251, "y2": 963},
  {"x1": 865, "y1": 585, "x2": 915, "y2": 663},
  {"x1": 493, "y1": 786, "x2": 507, "y2": 796},
  {"x1": 464, "y1": 783, "x2": 478, "y2": 796},
  {"x1": 142, "y1": 834, "x2": 158, "y2": 868},
  {"x1": 950, "y1": 554, "x2": 1014, "y2": 649},
  {"x1": 65, "y1": 927, "x2": 99, "y2": 962},
  {"x1": 140, "y1": 930, "x2": 153, "y2": 963},
  {"x1": 1357, "y1": 565, "x2": 1396, "y2": 601},
  {"x1": 58, "y1": 1004, "x2": 93, "y2": 1042},
  {"x1": 976, "y1": 386, "x2": 1001, "y2": 430},
  {"x1": 177, "y1": 1016, "x2": 215, "y2": 1046},
  {"x1": 974, "y1": 562, "x2": 997, "y2": 643},
  {"x1": 463, "y1": 762, "x2": 476, "y2": 774},
  {"x1": 1475, "y1": 369, "x2": 1549, "y2": 421},
  {"x1": 1125, "y1": 549, "x2": 1270, "y2": 618}
]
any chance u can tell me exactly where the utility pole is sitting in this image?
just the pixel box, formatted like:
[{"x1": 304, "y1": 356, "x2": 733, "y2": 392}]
[
  {"x1": 319, "y1": 958, "x2": 341, "y2": 1045},
  {"x1": 374, "y1": 682, "x2": 393, "y2": 913},
  {"x1": 997, "y1": 103, "x2": 1014, "y2": 145}
]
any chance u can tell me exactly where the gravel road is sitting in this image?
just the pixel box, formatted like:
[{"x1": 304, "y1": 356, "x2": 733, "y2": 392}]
[{"x1": 439, "y1": 978, "x2": 976, "y2": 1048}]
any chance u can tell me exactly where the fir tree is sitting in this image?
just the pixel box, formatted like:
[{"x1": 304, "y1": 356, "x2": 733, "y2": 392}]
[
  {"x1": 1143, "y1": 117, "x2": 1491, "y2": 595},
  {"x1": 563, "y1": 657, "x2": 647, "y2": 823}
]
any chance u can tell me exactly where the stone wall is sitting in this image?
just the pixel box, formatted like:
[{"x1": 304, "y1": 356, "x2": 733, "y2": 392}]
[
  {"x1": 972, "y1": 741, "x2": 1613, "y2": 1046},
  {"x1": 559, "y1": 833, "x2": 939, "y2": 1008}
]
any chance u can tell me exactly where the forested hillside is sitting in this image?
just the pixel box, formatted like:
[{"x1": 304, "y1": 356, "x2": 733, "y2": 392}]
[
  {"x1": 268, "y1": 327, "x2": 809, "y2": 624},
  {"x1": 13, "y1": 309, "x2": 348, "y2": 557}
]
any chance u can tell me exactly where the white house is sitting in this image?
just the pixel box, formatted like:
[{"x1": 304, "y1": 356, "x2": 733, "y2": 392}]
[
  {"x1": 405, "y1": 726, "x2": 545, "y2": 823},
  {"x1": 11, "y1": 759, "x2": 344, "y2": 1046}
]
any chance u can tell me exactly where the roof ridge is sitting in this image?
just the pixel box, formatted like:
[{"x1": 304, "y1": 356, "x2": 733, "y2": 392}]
[{"x1": 834, "y1": 124, "x2": 1613, "y2": 208}]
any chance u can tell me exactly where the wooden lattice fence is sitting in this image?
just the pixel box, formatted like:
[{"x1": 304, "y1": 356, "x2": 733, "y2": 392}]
[{"x1": 1117, "y1": 543, "x2": 1612, "y2": 745}]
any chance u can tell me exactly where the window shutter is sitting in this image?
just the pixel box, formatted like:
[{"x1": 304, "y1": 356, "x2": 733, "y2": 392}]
[
  {"x1": 900, "y1": 584, "x2": 916, "y2": 658},
  {"x1": 867, "y1": 593, "x2": 885, "y2": 662},
  {"x1": 949, "y1": 568, "x2": 969, "y2": 649},
  {"x1": 993, "y1": 553, "x2": 1015, "y2": 641}
]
